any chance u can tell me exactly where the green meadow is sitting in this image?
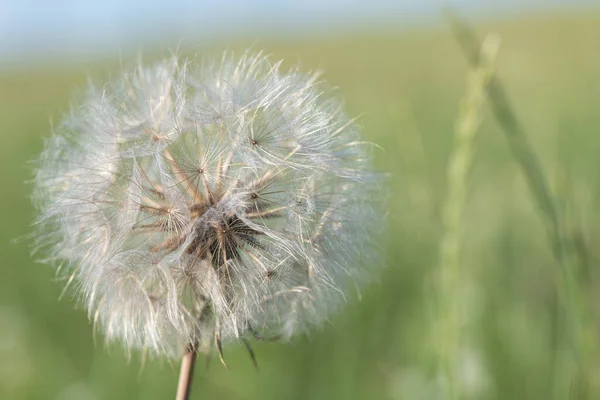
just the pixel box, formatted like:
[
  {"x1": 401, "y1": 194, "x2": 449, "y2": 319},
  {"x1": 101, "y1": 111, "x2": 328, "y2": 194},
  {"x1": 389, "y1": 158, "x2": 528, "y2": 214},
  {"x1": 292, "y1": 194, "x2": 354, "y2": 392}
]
[{"x1": 2, "y1": 11, "x2": 600, "y2": 399}]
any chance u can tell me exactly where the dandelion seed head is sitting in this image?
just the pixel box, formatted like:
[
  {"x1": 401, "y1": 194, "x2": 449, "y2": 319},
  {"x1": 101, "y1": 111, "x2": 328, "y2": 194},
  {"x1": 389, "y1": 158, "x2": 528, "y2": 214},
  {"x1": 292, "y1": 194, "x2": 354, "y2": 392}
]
[{"x1": 32, "y1": 51, "x2": 384, "y2": 358}]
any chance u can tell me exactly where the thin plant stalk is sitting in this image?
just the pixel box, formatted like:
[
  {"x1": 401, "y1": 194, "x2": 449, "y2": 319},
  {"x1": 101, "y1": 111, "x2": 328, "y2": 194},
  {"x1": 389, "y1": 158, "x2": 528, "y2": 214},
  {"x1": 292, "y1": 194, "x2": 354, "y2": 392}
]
[
  {"x1": 437, "y1": 35, "x2": 499, "y2": 399},
  {"x1": 445, "y1": 10, "x2": 599, "y2": 397},
  {"x1": 176, "y1": 345, "x2": 198, "y2": 400}
]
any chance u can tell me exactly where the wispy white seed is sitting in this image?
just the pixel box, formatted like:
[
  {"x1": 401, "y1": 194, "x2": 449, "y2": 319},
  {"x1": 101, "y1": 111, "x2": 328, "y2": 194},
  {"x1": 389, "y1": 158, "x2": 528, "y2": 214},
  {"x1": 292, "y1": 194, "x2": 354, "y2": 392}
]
[{"x1": 32, "y1": 50, "x2": 385, "y2": 358}]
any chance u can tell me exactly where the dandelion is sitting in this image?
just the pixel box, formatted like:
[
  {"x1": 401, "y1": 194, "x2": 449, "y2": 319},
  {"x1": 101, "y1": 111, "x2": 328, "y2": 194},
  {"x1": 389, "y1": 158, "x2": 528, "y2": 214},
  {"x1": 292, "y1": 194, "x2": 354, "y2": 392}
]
[{"x1": 31, "y1": 51, "x2": 383, "y2": 397}]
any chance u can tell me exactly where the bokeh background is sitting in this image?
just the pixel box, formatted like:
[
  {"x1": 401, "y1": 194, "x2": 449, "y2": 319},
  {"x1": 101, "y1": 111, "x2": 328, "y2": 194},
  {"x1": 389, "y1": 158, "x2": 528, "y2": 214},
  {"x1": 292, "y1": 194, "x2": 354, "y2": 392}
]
[{"x1": 2, "y1": 1, "x2": 600, "y2": 399}]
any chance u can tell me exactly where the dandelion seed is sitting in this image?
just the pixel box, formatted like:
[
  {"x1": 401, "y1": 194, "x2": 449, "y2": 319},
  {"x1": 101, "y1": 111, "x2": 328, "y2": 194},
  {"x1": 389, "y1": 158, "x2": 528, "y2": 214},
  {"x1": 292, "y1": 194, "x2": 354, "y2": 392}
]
[{"x1": 31, "y1": 51, "x2": 384, "y2": 365}]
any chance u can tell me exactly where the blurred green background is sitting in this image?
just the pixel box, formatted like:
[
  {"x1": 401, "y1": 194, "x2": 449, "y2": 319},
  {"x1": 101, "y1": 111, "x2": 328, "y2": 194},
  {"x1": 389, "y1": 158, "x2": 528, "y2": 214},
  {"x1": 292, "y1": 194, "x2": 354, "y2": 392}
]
[{"x1": 2, "y1": 7, "x2": 600, "y2": 400}]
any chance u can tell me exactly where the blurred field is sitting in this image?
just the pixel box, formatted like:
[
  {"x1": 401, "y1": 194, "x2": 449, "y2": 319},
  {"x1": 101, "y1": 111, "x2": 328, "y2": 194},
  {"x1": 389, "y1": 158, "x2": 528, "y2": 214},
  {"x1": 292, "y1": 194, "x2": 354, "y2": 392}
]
[{"x1": 2, "y1": 11, "x2": 600, "y2": 400}]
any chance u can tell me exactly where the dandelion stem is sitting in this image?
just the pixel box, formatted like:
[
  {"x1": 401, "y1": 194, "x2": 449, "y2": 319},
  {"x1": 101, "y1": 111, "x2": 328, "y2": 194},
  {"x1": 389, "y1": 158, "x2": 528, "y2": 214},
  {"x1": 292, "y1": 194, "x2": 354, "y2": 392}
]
[{"x1": 176, "y1": 344, "x2": 198, "y2": 400}]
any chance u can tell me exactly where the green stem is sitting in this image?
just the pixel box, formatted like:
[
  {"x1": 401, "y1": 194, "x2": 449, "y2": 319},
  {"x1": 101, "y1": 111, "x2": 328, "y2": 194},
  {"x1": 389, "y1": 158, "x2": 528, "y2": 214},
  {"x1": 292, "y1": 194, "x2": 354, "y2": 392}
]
[
  {"x1": 445, "y1": 10, "x2": 598, "y2": 398},
  {"x1": 437, "y1": 34, "x2": 499, "y2": 399}
]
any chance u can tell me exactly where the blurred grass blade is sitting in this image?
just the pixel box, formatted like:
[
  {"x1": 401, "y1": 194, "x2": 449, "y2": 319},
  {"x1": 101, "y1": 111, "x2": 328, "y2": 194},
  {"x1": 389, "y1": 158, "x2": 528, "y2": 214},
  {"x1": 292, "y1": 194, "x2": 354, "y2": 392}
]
[
  {"x1": 445, "y1": 10, "x2": 599, "y2": 398},
  {"x1": 445, "y1": 10, "x2": 558, "y2": 233},
  {"x1": 437, "y1": 33, "x2": 499, "y2": 400}
]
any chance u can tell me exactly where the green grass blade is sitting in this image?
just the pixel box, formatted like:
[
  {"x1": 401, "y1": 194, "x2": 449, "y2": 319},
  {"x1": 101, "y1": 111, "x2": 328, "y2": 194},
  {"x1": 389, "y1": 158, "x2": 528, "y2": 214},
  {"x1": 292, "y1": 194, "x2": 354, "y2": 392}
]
[
  {"x1": 445, "y1": 10, "x2": 599, "y2": 398},
  {"x1": 436, "y1": 33, "x2": 499, "y2": 400}
]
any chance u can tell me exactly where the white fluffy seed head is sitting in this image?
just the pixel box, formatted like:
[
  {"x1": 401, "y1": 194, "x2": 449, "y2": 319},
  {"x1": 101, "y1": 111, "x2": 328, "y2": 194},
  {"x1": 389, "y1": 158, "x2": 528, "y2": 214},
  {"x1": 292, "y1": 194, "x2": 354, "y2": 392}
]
[{"x1": 32, "y1": 51, "x2": 385, "y2": 358}]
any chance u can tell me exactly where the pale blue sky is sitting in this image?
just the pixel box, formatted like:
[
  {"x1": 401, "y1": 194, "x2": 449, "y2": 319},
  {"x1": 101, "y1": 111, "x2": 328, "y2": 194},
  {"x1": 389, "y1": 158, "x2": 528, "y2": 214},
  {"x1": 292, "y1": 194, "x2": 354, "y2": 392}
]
[{"x1": 0, "y1": 0, "x2": 596, "y2": 68}]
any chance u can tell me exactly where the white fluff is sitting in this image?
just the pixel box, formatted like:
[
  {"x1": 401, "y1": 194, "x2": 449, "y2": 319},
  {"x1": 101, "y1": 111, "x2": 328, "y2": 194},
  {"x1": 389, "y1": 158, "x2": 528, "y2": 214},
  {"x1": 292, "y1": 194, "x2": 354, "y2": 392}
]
[{"x1": 32, "y1": 51, "x2": 384, "y2": 358}]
